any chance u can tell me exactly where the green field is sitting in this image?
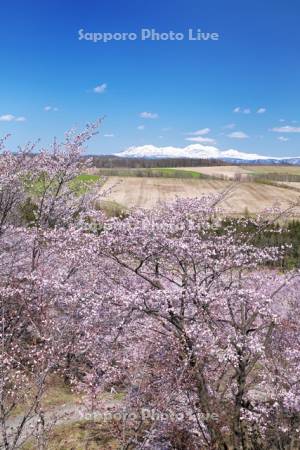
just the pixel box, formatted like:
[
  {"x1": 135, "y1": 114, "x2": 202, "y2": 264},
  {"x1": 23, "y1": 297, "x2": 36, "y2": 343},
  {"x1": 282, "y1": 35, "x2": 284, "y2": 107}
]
[{"x1": 96, "y1": 167, "x2": 206, "y2": 179}]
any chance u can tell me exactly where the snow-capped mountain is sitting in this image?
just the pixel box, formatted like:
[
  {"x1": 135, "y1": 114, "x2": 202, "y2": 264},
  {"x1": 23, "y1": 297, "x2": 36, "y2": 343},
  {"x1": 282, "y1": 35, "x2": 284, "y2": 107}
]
[{"x1": 115, "y1": 144, "x2": 300, "y2": 164}]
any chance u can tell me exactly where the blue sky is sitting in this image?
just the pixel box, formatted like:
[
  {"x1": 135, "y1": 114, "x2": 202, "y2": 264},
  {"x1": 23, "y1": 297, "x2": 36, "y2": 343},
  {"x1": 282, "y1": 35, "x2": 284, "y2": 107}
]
[{"x1": 0, "y1": 0, "x2": 300, "y2": 158}]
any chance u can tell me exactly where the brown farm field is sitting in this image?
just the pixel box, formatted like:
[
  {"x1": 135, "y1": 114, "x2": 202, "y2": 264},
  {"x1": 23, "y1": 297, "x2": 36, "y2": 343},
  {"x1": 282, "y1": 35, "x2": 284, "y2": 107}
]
[
  {"x1": 168, "y1": 165, "x2": 253, "y2": 179},
  {"x1": 169, "y1": 164, "x2": 300, "y2": 179},
  {"x1": 104, "y1": 175, "x2": 300, "y2": 215},
  {"x1": 245, "y1": 164, "x2": 300, "y2": 175}
]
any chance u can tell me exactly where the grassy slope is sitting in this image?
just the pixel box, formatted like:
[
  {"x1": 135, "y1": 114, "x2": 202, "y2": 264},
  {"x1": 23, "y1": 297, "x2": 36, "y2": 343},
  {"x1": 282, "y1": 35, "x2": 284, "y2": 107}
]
[{"x1": 22, "y1": 420, "x2": 119, "y2": 450}]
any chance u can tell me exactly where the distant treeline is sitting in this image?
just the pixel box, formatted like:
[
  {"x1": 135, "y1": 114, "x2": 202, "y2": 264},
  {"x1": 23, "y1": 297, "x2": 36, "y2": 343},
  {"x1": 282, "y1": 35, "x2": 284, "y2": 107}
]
[{"x1": 89, "y1": 155, "x2": 228, "y2": 169}]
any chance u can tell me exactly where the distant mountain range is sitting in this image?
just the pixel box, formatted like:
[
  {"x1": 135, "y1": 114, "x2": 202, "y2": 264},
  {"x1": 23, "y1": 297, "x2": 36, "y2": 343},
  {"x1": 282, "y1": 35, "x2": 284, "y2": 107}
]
[
  {"x1": 114, "y1": 144, "x2": 300, "y2": 165},
  {"x1": 221, "y1": 157, "x2": 300, "y2": 165},
  {"x1": 114, "y1": 154, "x2": 300, "y2": 166}
]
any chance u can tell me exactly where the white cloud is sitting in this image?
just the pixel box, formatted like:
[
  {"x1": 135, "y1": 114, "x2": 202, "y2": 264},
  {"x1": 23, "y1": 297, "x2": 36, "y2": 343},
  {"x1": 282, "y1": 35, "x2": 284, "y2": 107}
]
[
  {"x1": 0, "y1": 114, "x2": 26, "y2": 122},
  {"x1": 278, "y1": 136, "x2": 289, "y2": 142},
  {"x1": 257, "y1": 107, "x2": 267, "y2": 114},
  {"x1": 233, "y1": 107, "x2": 251, "y2": 114},
  {"x1": 185, "y1": 128, "x2": 215, "y2": 142},
  {"x1": 104, "y1": 133, "x2": 114, "y2": 138},
  {"x1": 186, "y1": 128, "x2": 211, "y2": 136},
  {"x1": 115, "y1": 143, "x2": 273, "y2": 161},
  {"x1": 137, "y1": 125, "x2": 145, "y2": 130},
  {"x1": 228, "y1": 131, "x2": 249, "y2": 139},
  {"x1": 139, "y1": 112, "x2": 159, "y2": 119},
  {"x1": 44, "y1": 106, "x2": 58, "y2": 112},
  {"x1": 279, "y1": 119, "x2": 285, "y2": 122},
  {"x1": 93, "y1": 83, "x2": 107, "y2": 94},
  {"x1": 271, "y1": 126, "x2": 300, "y2": 133},
  {"x1": 0, "y1": 114, "x2": 15, "y2": 122},
  {"x1": 185, "y1": 136, "x2": 216, "y2": 144}
]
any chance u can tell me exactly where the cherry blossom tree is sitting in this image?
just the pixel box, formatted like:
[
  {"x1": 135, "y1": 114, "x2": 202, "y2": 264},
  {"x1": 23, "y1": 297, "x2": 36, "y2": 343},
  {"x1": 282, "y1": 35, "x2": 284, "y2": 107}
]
[
  {"x1": 0, "y1": 121, "x2": 111, "y2": 448},
  {"x1": 84, "y1": 197, "x2": 300, "y2": 449},
  {"x1": 0, "y1": 121, "x2": 300, "y2": 450}
]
